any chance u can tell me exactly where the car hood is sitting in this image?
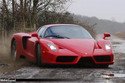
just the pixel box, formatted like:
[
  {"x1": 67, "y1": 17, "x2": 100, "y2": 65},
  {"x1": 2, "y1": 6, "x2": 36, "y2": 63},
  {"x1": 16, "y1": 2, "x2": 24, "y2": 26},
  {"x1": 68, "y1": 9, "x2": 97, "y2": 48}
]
[{"x1": 50, "y1": 39, "x2": 95, "y2": 56}]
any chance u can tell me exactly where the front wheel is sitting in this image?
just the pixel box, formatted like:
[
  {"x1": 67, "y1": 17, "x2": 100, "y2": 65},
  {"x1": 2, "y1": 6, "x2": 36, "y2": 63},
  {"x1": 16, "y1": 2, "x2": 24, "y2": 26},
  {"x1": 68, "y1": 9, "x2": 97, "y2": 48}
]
[
  {"x1": 11, "y1": 40, "x2": 17, "y2": 61},
  {"x1": 36, "y1": 44, "x2": 42, "y2": 67}
]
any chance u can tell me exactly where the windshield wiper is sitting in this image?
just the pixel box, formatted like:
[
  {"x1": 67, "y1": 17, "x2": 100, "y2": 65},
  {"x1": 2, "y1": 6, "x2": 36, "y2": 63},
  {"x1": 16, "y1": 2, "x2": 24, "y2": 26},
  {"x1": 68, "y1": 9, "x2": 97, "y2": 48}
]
[{"x1": 45, "y1": 35, "x2": 70, "y2": 39}]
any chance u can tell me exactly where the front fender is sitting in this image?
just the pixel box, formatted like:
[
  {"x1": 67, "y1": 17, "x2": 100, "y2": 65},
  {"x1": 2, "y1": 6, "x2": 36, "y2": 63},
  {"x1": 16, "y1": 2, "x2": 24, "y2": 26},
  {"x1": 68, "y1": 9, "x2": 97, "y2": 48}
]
[{"x1": 97, "y1": 39, "x2": 112, "y2": 51}]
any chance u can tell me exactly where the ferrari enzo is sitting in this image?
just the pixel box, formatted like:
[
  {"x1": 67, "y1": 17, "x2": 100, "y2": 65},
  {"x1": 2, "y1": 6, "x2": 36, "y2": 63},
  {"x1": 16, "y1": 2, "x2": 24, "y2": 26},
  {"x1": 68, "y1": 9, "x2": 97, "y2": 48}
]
[{"x1": 11, "y1": 24, "x2": 114, "y2": 67}]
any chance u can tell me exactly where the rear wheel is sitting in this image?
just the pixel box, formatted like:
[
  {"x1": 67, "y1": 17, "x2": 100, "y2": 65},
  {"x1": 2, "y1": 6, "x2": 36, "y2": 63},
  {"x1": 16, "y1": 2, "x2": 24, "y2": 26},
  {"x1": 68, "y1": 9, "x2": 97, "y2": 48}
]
[
  {"x1": 36, "y1": 44, "x2": 42, "y2": 66},
  {"x1": 11, "y1": 40, "x2": 17, "y2": 61}
]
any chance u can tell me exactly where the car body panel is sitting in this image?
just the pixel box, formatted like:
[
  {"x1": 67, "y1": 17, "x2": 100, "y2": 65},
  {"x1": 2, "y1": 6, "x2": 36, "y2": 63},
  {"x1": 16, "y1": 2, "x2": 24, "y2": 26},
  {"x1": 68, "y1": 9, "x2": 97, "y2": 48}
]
[{"x1": 11, "y1": 24, "x2": 114, "y2": 66}]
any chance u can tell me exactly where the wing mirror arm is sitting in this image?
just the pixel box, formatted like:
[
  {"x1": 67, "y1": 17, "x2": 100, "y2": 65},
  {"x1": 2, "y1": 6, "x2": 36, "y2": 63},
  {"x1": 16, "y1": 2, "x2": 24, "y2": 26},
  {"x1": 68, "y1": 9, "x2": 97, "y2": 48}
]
[{"x1": 31, "y1": 32, "x2": 39, "y2": 39}]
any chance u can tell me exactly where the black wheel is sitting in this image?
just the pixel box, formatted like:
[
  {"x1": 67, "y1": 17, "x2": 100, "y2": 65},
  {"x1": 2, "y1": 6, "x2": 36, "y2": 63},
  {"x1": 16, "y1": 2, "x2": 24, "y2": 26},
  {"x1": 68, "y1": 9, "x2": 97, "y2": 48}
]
[
  {"x1": 11, "y1": 40, "x2": 17, "y2": 61},
  {"x1": 36, "y1": 44, "x2": 42, "y2": 66}
]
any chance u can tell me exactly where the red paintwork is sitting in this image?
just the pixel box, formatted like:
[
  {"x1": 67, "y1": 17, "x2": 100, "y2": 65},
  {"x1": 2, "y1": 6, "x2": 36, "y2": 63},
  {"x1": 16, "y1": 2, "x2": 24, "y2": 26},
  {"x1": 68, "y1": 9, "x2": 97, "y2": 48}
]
[{"x1": 11, "y1": 24, "x2": 114, "y2": 65}]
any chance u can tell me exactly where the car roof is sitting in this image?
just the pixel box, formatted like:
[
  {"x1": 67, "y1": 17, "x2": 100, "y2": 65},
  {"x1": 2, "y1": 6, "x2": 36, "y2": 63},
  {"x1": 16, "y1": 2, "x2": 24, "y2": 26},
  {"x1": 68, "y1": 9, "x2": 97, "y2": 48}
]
[{"x1": 44, "y1": 24, "x2": 80, "y2": 28}]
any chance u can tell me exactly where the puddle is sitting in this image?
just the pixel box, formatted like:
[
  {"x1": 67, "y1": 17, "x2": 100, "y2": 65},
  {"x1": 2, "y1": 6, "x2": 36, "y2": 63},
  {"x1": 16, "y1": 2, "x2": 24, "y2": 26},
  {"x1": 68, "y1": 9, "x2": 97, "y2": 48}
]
[
  {"x1": 101, "y1": 73, "x2": 125, "y2": 79},
  {"x1": 111, "y1": 36, "x2": 125, "y2": 53},
  {"x1": 114, "y1": 74, "x2": 125, "y2": 77},
  {"x1": 112, "y1": 42, "x2": 121, "y2": 45},
  {"x1": 113, "y1": 43, "x2": 125, "y2": 53}
]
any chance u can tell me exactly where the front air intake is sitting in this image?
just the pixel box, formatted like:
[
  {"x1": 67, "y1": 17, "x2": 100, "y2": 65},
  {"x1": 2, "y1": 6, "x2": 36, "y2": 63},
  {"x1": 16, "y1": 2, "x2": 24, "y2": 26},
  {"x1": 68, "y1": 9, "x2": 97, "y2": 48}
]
[
  {"x1": 94, "y1": 56, "x2": 111, "y2": 62},
  {"x1": 56, "y1": 56, "x2": 76, "y2": 62},
  {"x1": 78, "y1": 57, "x2": 94, "y2": 65}
]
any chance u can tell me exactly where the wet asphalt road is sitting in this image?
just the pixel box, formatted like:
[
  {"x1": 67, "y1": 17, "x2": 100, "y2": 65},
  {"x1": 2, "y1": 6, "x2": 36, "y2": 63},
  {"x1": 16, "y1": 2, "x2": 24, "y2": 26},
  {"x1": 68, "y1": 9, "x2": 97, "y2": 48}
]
[{"x1": 0, "y1": 36, "x2": 125, "y2": 83}]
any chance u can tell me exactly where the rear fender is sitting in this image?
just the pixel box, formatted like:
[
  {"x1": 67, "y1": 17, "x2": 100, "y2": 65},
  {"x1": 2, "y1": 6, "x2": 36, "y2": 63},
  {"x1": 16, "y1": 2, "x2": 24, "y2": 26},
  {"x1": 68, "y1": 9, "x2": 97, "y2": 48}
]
[{"x1": 11, "y1": 33, "x2": 31, "y2": 53}]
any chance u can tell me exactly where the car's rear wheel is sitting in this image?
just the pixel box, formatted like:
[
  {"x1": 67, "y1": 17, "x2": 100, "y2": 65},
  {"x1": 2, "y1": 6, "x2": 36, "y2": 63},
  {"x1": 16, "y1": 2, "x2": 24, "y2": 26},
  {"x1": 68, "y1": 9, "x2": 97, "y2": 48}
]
[
  {"x1": 11, "y1": 40, "x2": 17, "y2": 61},
  {"x1": 36, "y1": 44, "x2": 42, "y2": 67}
]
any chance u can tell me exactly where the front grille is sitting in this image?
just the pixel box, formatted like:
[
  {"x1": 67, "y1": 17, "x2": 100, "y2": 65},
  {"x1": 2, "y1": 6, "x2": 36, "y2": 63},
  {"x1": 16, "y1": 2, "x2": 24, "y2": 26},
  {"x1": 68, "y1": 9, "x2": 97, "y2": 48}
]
[
  {"x1": 94, "y1": 56, "x2": 111, "y2": 62},
  {"x1": 56, "y1": 56, "x2": 76, "y2": 62},
  {"x1": 78, "y1": 57, "x2": 94, "y2": 65}
]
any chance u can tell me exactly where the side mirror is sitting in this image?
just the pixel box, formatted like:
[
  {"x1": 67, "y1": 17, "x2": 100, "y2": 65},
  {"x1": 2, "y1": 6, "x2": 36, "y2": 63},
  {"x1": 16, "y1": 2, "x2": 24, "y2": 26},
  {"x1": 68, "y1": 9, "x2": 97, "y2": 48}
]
[
  {"x1": 31, "y1": 32, "x2": 39, "y2": 38},
  {"x1": 103, "y1": 32, "x2": 111, "y2": 39}
]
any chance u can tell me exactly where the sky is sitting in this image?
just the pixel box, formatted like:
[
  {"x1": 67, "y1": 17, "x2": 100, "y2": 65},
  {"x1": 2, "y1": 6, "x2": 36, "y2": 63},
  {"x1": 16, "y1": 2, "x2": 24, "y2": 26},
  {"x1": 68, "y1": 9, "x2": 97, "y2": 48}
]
[{"x1": 67, "y1": 0, "x2": 125, "y2": 23}]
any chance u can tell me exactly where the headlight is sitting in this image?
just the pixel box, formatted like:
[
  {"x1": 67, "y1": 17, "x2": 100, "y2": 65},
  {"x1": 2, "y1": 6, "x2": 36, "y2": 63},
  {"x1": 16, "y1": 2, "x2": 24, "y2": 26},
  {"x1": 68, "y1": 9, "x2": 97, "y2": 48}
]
[
  {"x1": 47, "y1": 43, "x2": 57, "y2": 51},
  {"x1": 105, "y1": 44, "x2": 111, "y2": 51}
]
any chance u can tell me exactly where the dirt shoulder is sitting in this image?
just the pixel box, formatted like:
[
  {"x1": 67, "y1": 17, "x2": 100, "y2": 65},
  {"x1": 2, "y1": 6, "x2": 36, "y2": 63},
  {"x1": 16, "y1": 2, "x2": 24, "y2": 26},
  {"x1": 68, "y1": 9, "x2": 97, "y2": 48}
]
[{"x1": 114, "y1": 32, "x2": 125, "y2": 39}]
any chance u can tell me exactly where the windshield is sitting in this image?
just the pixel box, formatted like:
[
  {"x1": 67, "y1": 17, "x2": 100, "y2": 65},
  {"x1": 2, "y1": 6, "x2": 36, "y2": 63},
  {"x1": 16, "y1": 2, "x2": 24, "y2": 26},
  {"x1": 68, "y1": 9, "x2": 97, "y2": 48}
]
[{"x1": 44, "y1": 25, "x2": 93, "y2": 39}]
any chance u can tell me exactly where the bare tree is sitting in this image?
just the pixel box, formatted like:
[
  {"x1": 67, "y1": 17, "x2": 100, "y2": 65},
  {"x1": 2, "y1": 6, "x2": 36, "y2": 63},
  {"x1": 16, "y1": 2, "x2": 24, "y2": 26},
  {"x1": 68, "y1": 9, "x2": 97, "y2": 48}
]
[{"x1": 0, "y1": 0, "x2": 71, "y2": 33}]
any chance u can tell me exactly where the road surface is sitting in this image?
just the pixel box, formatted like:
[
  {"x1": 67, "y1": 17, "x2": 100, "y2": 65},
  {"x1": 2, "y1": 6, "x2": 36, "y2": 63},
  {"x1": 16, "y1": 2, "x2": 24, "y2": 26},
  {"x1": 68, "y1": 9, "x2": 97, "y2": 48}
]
[{"x1": 0, "y1": 36, "x2": 125, "y2": 83}]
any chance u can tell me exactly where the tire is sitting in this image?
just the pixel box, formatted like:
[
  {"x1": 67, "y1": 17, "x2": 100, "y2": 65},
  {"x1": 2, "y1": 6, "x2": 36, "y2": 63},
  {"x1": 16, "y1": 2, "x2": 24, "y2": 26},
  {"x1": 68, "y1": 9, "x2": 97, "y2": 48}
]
[
  {"x1": 36, "y1": 44, "x2": 42, "y2": 67},
  {"x1": 11, "y1": 40, "x2": 17, "y2": 61}
]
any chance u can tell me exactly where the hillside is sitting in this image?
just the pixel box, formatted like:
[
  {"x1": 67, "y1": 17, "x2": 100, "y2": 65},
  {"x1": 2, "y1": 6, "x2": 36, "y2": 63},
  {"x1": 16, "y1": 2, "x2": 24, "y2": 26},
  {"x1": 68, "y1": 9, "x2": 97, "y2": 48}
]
[{"x1": 73, "y1": 15, "x2": 125, "y2": 34}]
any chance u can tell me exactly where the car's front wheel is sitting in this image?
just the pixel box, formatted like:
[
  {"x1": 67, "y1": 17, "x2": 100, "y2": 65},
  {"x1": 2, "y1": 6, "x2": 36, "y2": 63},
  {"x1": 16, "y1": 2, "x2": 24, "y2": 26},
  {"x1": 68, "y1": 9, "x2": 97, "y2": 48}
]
[
  {"x1": 36, "y1": 44, "x2": 42, "y2": 67},
  {"x1": 11, "y1": 40, "x2": 17, "y2": 61}
]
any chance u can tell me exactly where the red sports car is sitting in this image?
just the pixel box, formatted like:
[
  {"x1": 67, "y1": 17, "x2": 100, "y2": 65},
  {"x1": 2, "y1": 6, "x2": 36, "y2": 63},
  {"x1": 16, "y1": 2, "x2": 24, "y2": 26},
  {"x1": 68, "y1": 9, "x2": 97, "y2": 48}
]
[{"x1": 11, "y1": 24, "x2": 114, "y2": 67}]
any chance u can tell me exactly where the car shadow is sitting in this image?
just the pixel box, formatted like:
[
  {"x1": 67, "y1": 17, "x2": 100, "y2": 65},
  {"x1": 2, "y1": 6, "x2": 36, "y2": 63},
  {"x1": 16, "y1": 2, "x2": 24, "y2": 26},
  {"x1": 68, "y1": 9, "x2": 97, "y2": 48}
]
[
  {"x1": 25, "y1": 60, "x2": 112, "y2": 69},
  {"x1": 28, "y1": 63, "x2": 112, "y2": 69}
]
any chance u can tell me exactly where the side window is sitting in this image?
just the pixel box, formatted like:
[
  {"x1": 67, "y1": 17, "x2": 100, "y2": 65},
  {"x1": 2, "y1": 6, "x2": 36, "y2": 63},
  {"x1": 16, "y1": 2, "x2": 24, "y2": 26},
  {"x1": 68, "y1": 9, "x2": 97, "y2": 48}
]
[
  {"x1": 37, "y1": 26, "x2": 46, "y2": 37},
  {"x1": 44, "y1": 28, "x2": 52, "y2": 37}
]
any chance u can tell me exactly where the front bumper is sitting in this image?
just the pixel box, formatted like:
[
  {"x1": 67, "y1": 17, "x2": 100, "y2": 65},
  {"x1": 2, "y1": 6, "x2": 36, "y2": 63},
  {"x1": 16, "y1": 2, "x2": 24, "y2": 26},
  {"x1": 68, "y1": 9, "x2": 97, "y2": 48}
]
[{"x1": 42, "y1": 49, "x2": 114, "y2": 65}]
